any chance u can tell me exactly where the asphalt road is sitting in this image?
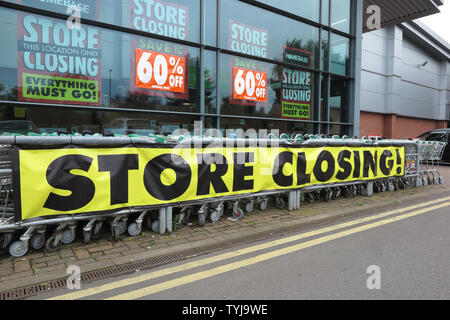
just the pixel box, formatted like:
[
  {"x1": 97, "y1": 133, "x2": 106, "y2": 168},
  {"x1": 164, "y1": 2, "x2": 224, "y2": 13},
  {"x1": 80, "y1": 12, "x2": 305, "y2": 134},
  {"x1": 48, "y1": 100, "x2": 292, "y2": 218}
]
[{"x1": 34, "y1": 196, "x2": 450, "y2": 300}]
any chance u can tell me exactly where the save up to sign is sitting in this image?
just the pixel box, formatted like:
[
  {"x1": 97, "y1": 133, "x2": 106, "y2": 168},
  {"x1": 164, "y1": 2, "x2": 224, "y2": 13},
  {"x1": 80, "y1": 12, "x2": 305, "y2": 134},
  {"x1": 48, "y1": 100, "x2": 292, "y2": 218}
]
[{"x1": 135, "y1": 48, "x2": 185, "y2": 93}]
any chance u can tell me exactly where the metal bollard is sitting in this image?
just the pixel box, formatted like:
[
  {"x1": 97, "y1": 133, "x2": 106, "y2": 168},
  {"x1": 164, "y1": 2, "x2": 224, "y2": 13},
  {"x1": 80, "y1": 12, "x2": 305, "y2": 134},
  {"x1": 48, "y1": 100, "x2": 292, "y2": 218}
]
[
  {"x1": 159, "y1": 207, "x2": 166, "y2": 235},
  {"x1": 166, "y1": 207, "x2": 173, "y2": 233}
]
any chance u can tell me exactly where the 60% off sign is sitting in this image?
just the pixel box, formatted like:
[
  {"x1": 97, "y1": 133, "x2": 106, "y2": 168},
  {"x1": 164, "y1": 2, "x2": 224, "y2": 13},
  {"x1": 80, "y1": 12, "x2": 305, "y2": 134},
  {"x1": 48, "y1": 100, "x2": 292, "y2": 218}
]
[
  {"x1": 233, "y1": 67, "x2": 267, "y2": 102},
  {"x1": 135, "y1": 48, "x2": 185, "y2": 93}
]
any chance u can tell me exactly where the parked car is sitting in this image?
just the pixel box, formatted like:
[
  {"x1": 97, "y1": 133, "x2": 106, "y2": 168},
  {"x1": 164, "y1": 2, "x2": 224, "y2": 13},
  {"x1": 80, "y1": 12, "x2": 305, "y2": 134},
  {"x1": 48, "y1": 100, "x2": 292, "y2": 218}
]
[
  {"x1": 418, "y1": 128, "x2": 450, "y2": 163},
  {"x1": 0, "y1": 120, "x2": 38, "y2": 135}
]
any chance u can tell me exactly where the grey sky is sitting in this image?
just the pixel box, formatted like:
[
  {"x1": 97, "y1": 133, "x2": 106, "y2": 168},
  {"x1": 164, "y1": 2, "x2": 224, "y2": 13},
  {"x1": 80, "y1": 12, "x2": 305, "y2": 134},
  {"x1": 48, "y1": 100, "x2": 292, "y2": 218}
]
[{"x1": 417, "y1": 0, "x2": 450, "y2": 44}]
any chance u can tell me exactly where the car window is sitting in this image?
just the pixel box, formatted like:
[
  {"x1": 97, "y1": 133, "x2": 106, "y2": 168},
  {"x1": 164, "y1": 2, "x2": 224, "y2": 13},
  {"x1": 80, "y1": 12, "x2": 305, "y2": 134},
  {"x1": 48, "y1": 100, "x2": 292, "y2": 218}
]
[{"x1": 420, "y1": 132, "x2": 447, "y2": 142}]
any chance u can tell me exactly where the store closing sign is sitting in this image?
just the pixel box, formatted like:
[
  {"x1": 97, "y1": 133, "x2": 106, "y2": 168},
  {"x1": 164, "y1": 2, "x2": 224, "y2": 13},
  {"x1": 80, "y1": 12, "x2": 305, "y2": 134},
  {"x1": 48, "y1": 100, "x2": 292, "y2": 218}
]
[
  {"x1": 13, "y1": 145, "x2": 404, "y2": 221},
  {"x1": 131, "y1": 0, "x2": 189, "y2": 40},
  {"x1": 281, "y1": 47, "x2": 313, "y2": 120},
  {"x1": 17, "y1": 12, "x2": 102, "y2": 106}
]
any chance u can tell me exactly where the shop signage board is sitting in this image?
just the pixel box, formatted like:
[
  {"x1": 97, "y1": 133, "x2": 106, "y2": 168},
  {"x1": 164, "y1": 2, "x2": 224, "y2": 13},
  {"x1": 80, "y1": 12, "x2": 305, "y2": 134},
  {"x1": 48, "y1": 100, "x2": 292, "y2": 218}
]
[{"x1": 17, "y1": 1, "x2": 101, "y2": 106}]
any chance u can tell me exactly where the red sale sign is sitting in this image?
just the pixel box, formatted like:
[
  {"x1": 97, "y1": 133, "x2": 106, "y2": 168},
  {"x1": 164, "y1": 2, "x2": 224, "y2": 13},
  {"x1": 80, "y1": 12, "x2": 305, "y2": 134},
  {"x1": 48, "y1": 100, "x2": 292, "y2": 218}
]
[
  {"x1": 232, "y1": 67, "x2": 267, "y2": 103},
  {"x1": 135, "y1": 48, "x2": 185, "y2": 93}
]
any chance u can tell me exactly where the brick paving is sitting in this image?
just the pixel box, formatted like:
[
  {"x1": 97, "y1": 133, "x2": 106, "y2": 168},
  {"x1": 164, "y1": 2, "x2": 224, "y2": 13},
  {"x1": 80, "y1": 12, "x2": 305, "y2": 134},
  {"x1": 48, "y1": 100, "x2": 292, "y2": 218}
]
[{"x1": 0, "y1": 166, "x2": 449, "y2": 292}]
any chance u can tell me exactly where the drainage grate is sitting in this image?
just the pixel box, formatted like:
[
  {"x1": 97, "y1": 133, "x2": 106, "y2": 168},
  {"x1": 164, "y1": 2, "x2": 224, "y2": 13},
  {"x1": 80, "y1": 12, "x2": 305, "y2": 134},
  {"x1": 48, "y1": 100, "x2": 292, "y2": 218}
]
[
  {"x1": 0, "y1": 219, "x2": 315, "y2": 300},
  {"x1": 0, "y1": 240, "x2": 244, "y2": 300}
]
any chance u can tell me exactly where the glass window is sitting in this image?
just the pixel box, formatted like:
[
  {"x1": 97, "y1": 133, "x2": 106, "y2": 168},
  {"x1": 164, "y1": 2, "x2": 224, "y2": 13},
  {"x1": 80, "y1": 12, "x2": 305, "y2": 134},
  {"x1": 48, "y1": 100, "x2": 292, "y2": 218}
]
[
  {"x1": 0, "y1": 104, "x2": 200, "y2": 135},
  {"x1": 321, "y1": 75, "x2": 329, "y2": 122},
  {"x1": 0, "y1": 7, "x2": 201, "y2": 113},
  {"x1": 219, "y1": 53, "x2": 316, "y2": 122},
  {"x1": 220, "y1": 117, "x2": 313, "y2": 136},
  {"x1": 254, "y1": 0, "x2": 320, "y2": 23},
  {"x1": 321, "y1": 30, "x2": 329, "y2": 71},
  {"x1": 204, "y1": 50, "x2": 217, "y2": 114},
  {"x1": 330, "y1": 33, "x2": 350, "y2": 76},
  {"x1": 330, "y1": 76, "x2": 350, "y2": 124},
  {"x1": 321, "y1": 0, "x2": 330, "y2": 25},
  {"x1": 4, "y1": 0, "x2": 201, "y2": 42},
  {"x1": 329, "y1": 124, "x2": 351, "y2": 136},
  {"x1": 330, "y1": 0, "x2": 351, "y2": 34},
  {"x1": 204, "y1": 0, "x2": 217, "y2": 46},
  {"x1": 419, "y1": 131, "x2": 448, "y2": 142},
  {"x1": 220, "y1": 0, "x2": 319, "y2": 66}
]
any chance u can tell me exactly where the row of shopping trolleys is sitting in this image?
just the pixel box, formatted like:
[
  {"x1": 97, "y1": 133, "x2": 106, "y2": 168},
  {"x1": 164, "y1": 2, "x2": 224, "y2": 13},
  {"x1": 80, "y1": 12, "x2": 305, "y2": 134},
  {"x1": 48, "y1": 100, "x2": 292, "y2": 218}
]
[{"x1": 0, "y1": 134, "x2": 446, "y2": 258}]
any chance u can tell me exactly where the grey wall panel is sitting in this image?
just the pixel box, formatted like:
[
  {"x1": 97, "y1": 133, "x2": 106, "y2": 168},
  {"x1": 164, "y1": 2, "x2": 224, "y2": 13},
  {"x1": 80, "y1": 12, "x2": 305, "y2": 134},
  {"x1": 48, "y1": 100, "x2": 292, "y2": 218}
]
[
  {"x1": 361, "y1": 70, "x2": 386, "y2": 93},
  {"x1": 360, "y1": 89, "x2": 387, "y2": 113},
  {"x1": 399, "y1": 81, "x2": 442, "y2": 119},
  {"x1": 361, "y1": 51, "x2": 388, "y2": 74}
]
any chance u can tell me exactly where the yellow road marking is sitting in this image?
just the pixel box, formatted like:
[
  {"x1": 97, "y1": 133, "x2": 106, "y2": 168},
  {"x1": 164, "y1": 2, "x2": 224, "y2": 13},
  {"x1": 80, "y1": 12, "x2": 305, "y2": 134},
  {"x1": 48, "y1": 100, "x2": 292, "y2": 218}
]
[
  {"x1": 107, "y1": 200, "x2": 450, "y2": 300},
  {"x1": 50, "y1": 196, "x2": 450, "y2": 300},
  {"x1": 49, "y1": 196, "x2": 450, "y2": 300}
]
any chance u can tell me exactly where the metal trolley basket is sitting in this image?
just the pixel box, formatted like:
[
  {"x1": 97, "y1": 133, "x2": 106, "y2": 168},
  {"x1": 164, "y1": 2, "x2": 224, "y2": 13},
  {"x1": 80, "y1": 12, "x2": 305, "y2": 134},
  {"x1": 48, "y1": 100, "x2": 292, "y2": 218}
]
[{"x1": 0, "y1": 133, "x2": 426, "y2": 258}]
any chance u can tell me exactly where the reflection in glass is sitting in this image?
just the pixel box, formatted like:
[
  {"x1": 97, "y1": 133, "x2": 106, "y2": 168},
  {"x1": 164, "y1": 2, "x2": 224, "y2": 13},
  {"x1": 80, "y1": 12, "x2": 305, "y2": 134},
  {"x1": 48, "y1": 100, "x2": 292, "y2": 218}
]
[
  {"x1": 331, "y1": 0, "x2": 351, "y2": 34},
  {"x1": 220, "y1": 117, "x2": 313, "y2": 137},
  {"x1": 0, "y1": 105, "x2": 200, "y2": 135},
  {"x1": 330, "y1": 33, "x2": 350, "y2": 76},
  {"x1": 330, "y1": 76, "x2": 349, "y2": 126},
  {"x1": 220, "y1": 0, "x2": 319, "y2": 65},
  {"x1": 219, "y1": 54, "x2": 315, "y2": 122},
  {"x1": 254, "y1": 0, "x2": 320, "y2": 22}
]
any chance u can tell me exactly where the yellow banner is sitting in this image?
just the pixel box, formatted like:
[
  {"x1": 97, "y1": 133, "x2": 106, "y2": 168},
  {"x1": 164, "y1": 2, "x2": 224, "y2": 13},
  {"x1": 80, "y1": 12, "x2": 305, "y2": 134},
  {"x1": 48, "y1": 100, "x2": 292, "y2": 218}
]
[{"x1": 15, "y1": 145, "x2": 405, "y2": 220}]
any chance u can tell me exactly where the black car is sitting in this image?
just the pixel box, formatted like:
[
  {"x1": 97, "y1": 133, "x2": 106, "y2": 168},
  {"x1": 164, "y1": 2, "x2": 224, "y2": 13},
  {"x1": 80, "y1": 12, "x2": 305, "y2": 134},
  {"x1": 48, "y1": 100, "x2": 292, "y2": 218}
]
[{"x1": 418, "y1": 129, "x2": 450, "y2": 163}]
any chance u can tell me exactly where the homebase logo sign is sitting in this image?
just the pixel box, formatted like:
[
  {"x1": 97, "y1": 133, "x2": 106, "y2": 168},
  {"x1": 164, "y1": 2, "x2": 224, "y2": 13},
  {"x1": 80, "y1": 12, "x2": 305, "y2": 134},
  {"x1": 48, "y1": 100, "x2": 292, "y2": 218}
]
[{"x1": 21, "y1": 0, "x2": 98, "y2": 20}]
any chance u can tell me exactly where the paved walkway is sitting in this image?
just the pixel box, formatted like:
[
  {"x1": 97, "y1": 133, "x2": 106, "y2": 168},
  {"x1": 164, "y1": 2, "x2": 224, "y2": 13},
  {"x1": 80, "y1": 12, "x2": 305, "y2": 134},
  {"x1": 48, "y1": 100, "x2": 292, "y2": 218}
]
[{"x1": 1, "y1": 166, "x2": 449, "y2": 293}]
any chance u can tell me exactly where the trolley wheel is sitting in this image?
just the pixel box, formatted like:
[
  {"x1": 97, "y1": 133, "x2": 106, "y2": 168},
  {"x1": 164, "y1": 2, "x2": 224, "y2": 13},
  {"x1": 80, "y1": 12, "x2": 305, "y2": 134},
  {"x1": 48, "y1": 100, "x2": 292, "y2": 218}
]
[
  {"x1": 323, "y1": 189, "x2": 333, "y2": 202},
  {"x1": 198, "y1": 213, "x2": 206, "y2": 227},
  {"x1": 344, "y1": 187, "x2": 353, "y2": 198},
  {"x1": 210, "y1": 211, "x2": 220, "y2": 223},
  {"x1": 357, "y1": 184, "x2": 367, "y2": 196},
  {"x1": 127, "y1": 222, "x2": 142, "y2": 237},
  {"x1": 232, "y1": 208, "x2": 244, "y2": 219},
  {"x1": 275, "y1": 197, "x2": 285, "y2": 209},
  {"x1": 45, "y1": 235, "x2": 62, "y2": 253},
  {"x1": 61, "y1": 229, "x2": 76, "y2": 244},
  {"x1": 259, "y1": 200, "x2": 268, "y2": 211},
  {"x1": 434, "y1": 177, "x2": 440, "y2": 185},
  {"x1": 404, "y1": 179, "x2": 411, "y2": 188},
  {"x1": 332, "y1": 188, "x2": 342, "y2": 200},
  {"x1": 91, "y1": 222, "x2": 103, "y2": 240},
  {"x1": 83, "y1": 231, "x2": 91, "y2": 244},
  {"x1": 118, "y1": 220, "x2": 127, "y2": 235},
  {"x1": 381, "y1": 181, "x2": 387, "y2": 192},
  {"x1": 422, "y1": 176, "x2": 428, "y2": 186},
  {"x1": 245, "y1": 202, "x2": 254, "y2": 213},
  {"x1": 373, "y1": 182, "x2": 380, "y2": 193},
  {"x1": 416, "y1": 177, "x2": 423, "y2": 188},
  {"x1": 111, "y1": 226, "x2": 120, "y2": 242},
  {"x1": 174, "y1": 212, "x2": 186, "y2": 230},
  {"x1": 30, "y1": 233, "x2": 45, "y2": 251},
  {"x1": 9, "y1": 241, "x2": 28, "y2": 258},
  {"x1": 439, "y1": 176, "x2": 444, "y2": 184},
  {"x1": 151, "y1": 220, "x2": 160, "y2": 233},
  {"x1": 0, "y1": 233, "x2": 13, "y2": 252},
  {"x1": 306, "y1": 193, "x2": 315, "y2": 203}
]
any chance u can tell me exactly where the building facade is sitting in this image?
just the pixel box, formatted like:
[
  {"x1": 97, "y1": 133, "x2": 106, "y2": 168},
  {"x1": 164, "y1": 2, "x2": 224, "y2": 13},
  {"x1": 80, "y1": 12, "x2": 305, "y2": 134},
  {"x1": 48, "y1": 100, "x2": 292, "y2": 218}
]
[
  {"x1": 0, "y1": 0, "x2": 361, "y2": 137},
  {"x1": 0, "y1": 0, "x2": 444, "y2": 138},
  {"x1": 360, "y1": 20, "x2": 450, "y2": 139}
]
